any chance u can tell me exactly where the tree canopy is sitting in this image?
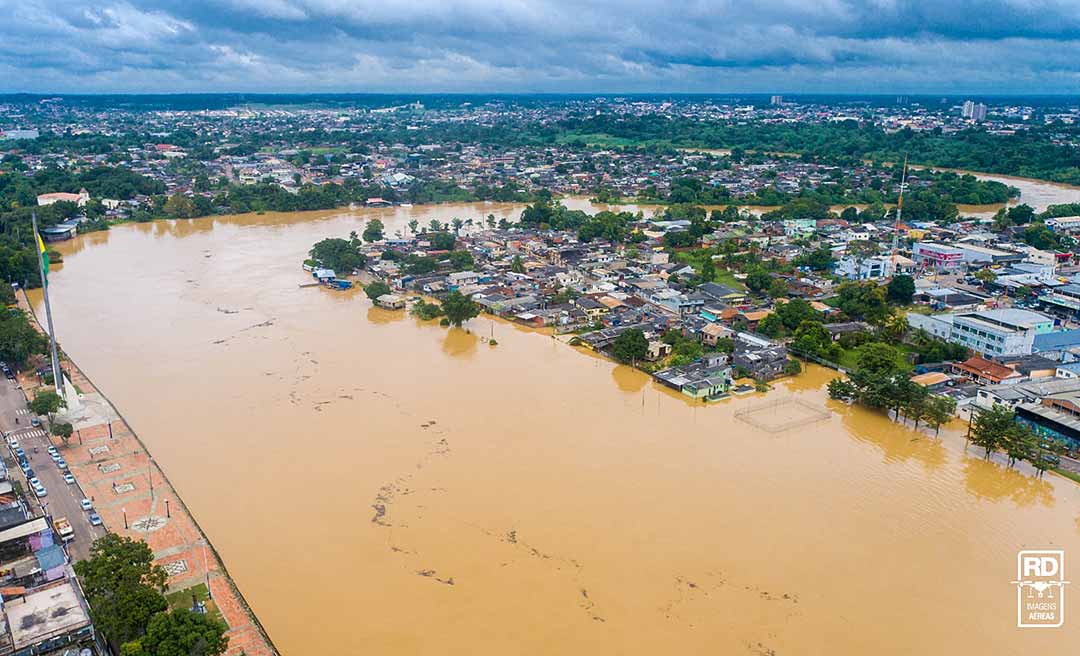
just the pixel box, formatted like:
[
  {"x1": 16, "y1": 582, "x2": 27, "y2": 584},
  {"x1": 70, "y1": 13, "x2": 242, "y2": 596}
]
[
  {"x1": 611, "y1": 328, "x2": 648, "y2": 364},
  {"x1": 441, "y1": 291, "x2": 480, "y2": 327}
]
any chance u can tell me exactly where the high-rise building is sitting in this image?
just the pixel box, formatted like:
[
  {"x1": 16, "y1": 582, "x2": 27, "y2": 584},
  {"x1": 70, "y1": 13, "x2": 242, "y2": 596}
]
[
  {"x1": 770, "y1": 95, "x2": 783, "y2": 106},
  {"x1": 961, "y1": 100, "x2": 987, "y2": 121}
]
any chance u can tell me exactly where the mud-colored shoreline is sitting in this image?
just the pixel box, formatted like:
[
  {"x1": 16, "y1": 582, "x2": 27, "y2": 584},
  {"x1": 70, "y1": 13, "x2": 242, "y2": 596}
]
[{"x1": 18, "y1": 290, "x2": 280, "y2": 656}]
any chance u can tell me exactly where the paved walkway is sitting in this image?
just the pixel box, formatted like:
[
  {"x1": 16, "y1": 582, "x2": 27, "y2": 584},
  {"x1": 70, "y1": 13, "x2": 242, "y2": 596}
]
[{"x1": 18, "y1": 293, "x2": 278, "y2": 656}]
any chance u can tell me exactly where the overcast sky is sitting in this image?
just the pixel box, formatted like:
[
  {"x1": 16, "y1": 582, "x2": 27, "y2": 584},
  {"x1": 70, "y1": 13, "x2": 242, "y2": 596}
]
[{"x1": 2, "y1": 0, "x2": 1079, "y2": 94}]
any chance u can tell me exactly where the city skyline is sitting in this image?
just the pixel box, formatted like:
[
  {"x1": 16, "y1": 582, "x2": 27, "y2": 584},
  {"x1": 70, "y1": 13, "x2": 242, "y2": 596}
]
[{"x1": 3, "y1": 0, "x2": 1080, "y2": 94}]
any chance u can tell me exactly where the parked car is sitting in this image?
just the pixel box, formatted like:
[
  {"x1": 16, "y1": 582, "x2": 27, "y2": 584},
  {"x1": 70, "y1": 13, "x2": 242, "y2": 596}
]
[
  {"x1": 56, "y1": 459, "x2": 67, "y2": 470},
  {"x1": 88, "y1": 513, "x2": 102, "y2": 526},
  {"x1": 19, "y1": 461, "x2": 30, "y2": 474},
  {"x1": 63, "y1": 473, "x2": 75, "y2": 485},
  {"x1": 50, "y1": 452, "x2": 60, "y2": 462},
  {"x1": 6, "y1": 435, "x2": 17, "y2": 447},
  {"x1": 29, "y1": 418, "x2": 40, "y2": 427},
  {"x1": 14, "y1": 448, "x2": 24, "y2": 459},
  {"x1": 80, "y1": 498, "x2": 93, "y2": 511},
  {"x1": 28, "y1": 477, "x2": 39, "y2": 487},
  {"x1": 32, "y1": 484, "x2": 46, "y2": 498}
]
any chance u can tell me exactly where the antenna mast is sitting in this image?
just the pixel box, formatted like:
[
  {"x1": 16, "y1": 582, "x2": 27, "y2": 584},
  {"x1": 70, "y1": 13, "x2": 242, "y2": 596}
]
[{"x1": 891, "y1": 157, "x2": 908, "y2": 274}]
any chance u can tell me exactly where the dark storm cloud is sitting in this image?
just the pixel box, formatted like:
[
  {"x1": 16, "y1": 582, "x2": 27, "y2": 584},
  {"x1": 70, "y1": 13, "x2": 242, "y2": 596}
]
[{"x1": 1, "y1": 0, "x2": 1079, "y2": 92}]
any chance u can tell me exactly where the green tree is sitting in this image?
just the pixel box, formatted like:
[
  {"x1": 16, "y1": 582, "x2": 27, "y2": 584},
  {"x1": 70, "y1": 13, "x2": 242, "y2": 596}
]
[
  {"x1": 856, "y1": 342, "x2": 903, "y2": 376},
  {"x1": 776, "y1": 298, "x2": 819, "y2": 331},
  {"x1": 362, "y1": 218, "x2": 385, "y2": 243},
  {"x1": 510, "y1": 255, "x2": 526, "y2": 274},
  {"x1": 430, "y1": 232, "x2": 456, "y2": 251},
  {"x1": 74, "y1": 535, "x2": 168, "y2": 650},
  {"x1": 783, "y1": 359, "x2": 802, "y2": 376},
  {"x1": 922, "y1": 395, "x2": 957, "y2": 436},
  {"x1": 364, "y1": 281, "x2": 391, "y2": 301},
  {"x1": 827, "y1": 377, "x2": 857, "y2": 401},
  {"x1": 1002, "y1": 422, "x2": 1038, "y2": 469},
  {"x1": 120, "y1": 609, "x2": 228, "y2": 656},
  {"x1": 699, "y1": 255, "x2": 716, "y2": 282},
  {"x1": 162, "y1": 193, "x2": 197, "y2": 219},
  {"x1": 757, "y1": 312, "x2": 784, "y2": 338},
  {"x1": 611, "y1": 328, "x2": 648, "y2": 364},
  {"x1": 886, "y1": 274, "x2": 915, "y2": 305},
  {"x1": 794, "y1": 246, "x2": 834, "y2": 271},
  {"x1": 882, "y1": 313, "x2": 909, "y2": 341},
  {"x1": 441, "y1": 291, "x2": 480, "y2": 327},
  {"x1": 745, "y1": 270, "x2": 772, "y2": 295},
  {"x1": 407, "y1": 219, "x2": 419, "y2": 235},
  {"x1": 51, "y1": 421, "x2": 73, "y2": 446},
  {"x1": 792, "y1": 320, "x2": 833, "y2": 357},
  {"x1": 969, "y1": 405, "x2": 1015, "y2": 458},
  {"x1": 309, "y1": 237, "x2": 365, "y2": 273},
  {"x1": 29, "y1": 389, "x2": 64, "y2": 420},
  {"x1": 0, "y1": 311, "x2": 48, "y2": 368}
]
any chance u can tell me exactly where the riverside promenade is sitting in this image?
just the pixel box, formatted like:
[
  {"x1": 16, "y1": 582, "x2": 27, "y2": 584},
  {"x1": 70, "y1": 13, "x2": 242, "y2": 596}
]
[{"x1": 18, "y1": 293, "x2": 278, "y2": 656}]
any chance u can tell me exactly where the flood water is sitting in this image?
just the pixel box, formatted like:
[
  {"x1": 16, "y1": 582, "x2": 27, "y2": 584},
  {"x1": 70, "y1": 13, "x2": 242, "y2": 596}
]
[{"x1": 32, "y1": 199, "x2": 1080, "y2": 654}]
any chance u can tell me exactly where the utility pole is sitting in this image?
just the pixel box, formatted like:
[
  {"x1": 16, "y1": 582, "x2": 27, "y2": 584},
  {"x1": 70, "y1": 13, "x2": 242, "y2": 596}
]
[{"x1": 31, "y1": 212, "x2": 63, "y2": 402}]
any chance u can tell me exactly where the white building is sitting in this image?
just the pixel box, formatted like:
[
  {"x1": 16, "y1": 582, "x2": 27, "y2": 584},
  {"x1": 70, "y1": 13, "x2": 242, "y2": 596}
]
[{"x1": 36, "y1": 188, "x2": 89, "y2": 207}]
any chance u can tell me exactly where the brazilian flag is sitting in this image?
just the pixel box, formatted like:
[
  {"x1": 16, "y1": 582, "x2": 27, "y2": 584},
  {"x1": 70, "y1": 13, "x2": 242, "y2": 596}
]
[{"x1": 37, "y1": 232, "x2": 48, "y2": 283}]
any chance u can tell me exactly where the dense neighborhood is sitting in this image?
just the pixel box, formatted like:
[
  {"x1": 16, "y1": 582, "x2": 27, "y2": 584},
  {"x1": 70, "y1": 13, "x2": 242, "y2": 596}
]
[{"x1": 2, "y1": 93, "x2": 1080, "y2": 655}]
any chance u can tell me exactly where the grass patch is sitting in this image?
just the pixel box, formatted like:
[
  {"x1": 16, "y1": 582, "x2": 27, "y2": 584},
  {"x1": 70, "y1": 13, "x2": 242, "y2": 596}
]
[
  {"x1": 904, "y1": 305, "x2": 933, "y2": 315},
  {"x1": 166, "y1": 583, "x2": 224, "y2": 624},
  {"x1": 672, "y1": 250, "x2": 747, "y2": 291},
  {"x1": 713, "y1": 270, "x2": 745, "y2": 290},
  {"x1": 554, "y1": 132, "x2": 672, "y2": 148},
  {"x1": 837, "y1": 342, "x2": 916, "y2": 371},
  {"x1": 1052, "y1": 468, "x2": 1080, "y2": 485}
]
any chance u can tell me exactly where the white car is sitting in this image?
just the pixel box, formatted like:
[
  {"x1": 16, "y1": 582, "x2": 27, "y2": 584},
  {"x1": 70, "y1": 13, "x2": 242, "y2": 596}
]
[
  {"x1": 80, "y1": 498, "x2": 93, "y2": 511},
  {"x1": 32, "y1": 484, "x2": 46, "y2": 498},
  {"x1": 63, "y1": 473, "x2": 75, "y2": 485},
  {"x1": 28, "y1": 477, "x2": 40, "y2": 488},
  {"x1": 6, "y1": 435, "x2": 17, "y2": 447}
]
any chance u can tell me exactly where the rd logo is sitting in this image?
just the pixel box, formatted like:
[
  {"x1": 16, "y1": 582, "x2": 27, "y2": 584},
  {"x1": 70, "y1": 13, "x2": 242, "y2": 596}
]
[{"x1": 1013, "y1": 551, "x2": 1070, "y2": 628}]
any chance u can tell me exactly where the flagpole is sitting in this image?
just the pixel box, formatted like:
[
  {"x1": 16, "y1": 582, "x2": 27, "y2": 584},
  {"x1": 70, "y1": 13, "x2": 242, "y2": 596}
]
[{"x1": 31, "y1": 212, "x2": 63, "y2": 402}]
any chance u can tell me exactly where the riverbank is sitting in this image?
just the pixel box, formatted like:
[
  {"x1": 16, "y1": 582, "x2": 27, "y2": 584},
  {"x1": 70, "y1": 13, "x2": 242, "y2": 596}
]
[{"x1": 16, "y1": 291, "x2": 279, "y2": 656}]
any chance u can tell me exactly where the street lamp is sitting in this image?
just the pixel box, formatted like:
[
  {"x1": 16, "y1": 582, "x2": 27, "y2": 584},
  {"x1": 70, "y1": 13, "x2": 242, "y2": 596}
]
[
  {"x1": 122, "y1": 507, "x2": 128, "y2": 530},
  {"x1": 165, "y1": 498, "x2": 170, "y2": 518}
]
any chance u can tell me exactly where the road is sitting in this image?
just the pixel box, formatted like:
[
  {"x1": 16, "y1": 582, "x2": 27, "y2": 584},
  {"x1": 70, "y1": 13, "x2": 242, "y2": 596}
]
[{"x1": 0, "y1": 375, "x2": 104, "y2": 561}]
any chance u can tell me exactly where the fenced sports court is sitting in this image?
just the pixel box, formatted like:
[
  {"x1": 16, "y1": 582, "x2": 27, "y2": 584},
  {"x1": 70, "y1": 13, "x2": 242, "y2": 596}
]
[{"x1": 734, "y1": 395, "x2": 831, "y2": 433}]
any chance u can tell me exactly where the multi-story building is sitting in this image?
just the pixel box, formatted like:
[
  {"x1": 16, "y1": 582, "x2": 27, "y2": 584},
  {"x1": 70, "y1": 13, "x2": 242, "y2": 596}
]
[
  {"x1": 733, "y1": 332, "x2": 788, "y2": 380},
  {"x1": 1045, "y1": 215, "x2": 1080, "y2": 233},
  {"x1": 951, "y1": 309, "x2": 1054, "y2": 357},
  {"x1": 912, "y1": 242, "x2": 965, "y2": 271}
]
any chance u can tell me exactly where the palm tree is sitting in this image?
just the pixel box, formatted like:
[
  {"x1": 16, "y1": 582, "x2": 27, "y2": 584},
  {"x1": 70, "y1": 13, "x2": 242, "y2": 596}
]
[
  {"x1": 882, "y1": 313, "x2": 909, "y2": 342},
  {"x1": 407, "y1": 219, "x2": 419, "y2": 235}
]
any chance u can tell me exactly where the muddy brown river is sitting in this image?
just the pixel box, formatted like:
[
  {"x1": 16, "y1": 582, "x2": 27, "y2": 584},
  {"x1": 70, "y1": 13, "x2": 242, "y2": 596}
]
[{"x1": 32, "y1": 198, "x2": 1080, "y2": 654}]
